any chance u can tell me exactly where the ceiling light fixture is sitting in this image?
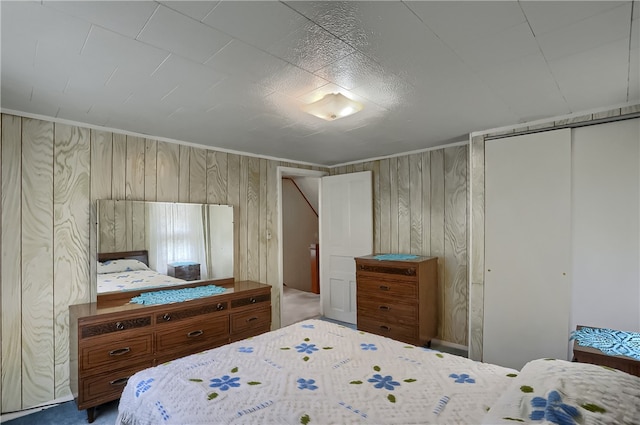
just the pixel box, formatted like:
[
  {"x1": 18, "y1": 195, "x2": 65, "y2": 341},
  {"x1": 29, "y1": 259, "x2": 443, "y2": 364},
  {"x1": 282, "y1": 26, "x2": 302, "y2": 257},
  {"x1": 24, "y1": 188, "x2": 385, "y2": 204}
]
[{"x1": 301, "y1": 92, "x2": 364, "y2": 121}]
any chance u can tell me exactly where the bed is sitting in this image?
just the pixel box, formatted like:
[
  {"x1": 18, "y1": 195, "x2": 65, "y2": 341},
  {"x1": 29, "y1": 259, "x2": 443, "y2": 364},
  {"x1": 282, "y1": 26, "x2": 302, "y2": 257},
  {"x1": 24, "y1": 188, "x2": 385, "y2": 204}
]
[
  {"x1": 115, "y1": 319, "x2": 640, "y2": 424},
  {"x1": 97, "y1": 250, "x2": 186, "y2": 293}
]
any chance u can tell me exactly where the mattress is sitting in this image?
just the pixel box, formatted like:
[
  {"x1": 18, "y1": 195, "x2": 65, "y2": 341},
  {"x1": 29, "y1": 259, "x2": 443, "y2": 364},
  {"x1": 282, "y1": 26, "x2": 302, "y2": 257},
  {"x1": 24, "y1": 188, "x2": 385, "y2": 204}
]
[
  {"x1": 97, "y1": 269, "x2": 186, "y2": 293},
  {"x1": 116, "y1": 319, "x2": 518, "y2": 424}
]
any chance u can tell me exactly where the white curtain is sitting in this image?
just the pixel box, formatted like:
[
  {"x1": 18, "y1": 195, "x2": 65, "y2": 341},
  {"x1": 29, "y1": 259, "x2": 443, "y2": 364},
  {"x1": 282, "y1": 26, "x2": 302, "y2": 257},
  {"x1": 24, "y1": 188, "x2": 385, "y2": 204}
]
[{"x1": 147, "y1": 203, "x2": 208, "y2": 277}]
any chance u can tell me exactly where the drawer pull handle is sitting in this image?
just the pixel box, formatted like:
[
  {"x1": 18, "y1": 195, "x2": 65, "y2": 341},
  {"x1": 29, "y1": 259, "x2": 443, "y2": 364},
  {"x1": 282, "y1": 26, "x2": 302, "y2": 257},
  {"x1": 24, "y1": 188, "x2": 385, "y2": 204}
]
[
  {"x1": 109, "y1": 377, "x2": 129, "y2": 387},
  {"x1": 187, "y1": 330, "x2": 204, "y2": 338},
  {"x1": 379, "y1": 285, "x2": 390, "y2": 291},
  {"x1": 379, "y1": 305, "x2": 391, "y2": 311},
  {"x1": 162, "y1": 313, "x2": 171, "y2": 321},
  {"x1": 216, "y1": 303, "x2": 225, "y2": 311},
  {"x1": 115, "y1": 322, "x2": 124, "y2": 330},
  {"x1": 250, "y1": 298, "x2": 257, "y2": 303},
  {"x1": 109, "y1": 347, "x2": 131, "y2": 356},
  {"x1": 380, "y1": 325, "x2": 391, "y2": 332},
  {"x1": 246, "y1": 317, "x2": 258, "y2": 322}
]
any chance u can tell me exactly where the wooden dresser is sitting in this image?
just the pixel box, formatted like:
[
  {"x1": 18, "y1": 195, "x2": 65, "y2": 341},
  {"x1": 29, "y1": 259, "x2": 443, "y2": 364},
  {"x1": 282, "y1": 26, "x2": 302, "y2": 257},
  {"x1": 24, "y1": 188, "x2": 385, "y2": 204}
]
[
  {"x1": 355, "y1": 255, "x2": 438, "y2": 347},
  {"x1": 69, "y1": 280, "x2": 271, "y2": 423}
]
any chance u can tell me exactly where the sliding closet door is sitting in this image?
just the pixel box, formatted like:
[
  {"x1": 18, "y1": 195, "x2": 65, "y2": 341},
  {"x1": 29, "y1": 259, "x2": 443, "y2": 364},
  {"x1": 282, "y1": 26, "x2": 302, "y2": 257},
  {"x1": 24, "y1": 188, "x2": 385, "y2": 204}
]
[
  {"x1": 571, "y1": 118, "x2": 640, "y2": 333},
  {"x1": 484, "y1": 129, "x2": 571, "y2": 370}
]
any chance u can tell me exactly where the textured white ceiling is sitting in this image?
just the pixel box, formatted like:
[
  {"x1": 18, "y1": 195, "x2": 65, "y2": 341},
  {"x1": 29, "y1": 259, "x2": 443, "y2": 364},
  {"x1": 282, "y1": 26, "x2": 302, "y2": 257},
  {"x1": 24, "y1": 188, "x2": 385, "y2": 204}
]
[{"x1": 1, "y1": 1, "x2": 638, "y2": 166}]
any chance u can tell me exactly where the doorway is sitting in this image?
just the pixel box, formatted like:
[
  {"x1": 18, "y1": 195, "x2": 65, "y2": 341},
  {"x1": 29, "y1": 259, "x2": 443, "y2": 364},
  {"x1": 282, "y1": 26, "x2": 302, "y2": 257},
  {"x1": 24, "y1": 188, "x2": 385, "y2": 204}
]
[{"x1": 277, "y1": 167, "x2": 326, "y2": 327}]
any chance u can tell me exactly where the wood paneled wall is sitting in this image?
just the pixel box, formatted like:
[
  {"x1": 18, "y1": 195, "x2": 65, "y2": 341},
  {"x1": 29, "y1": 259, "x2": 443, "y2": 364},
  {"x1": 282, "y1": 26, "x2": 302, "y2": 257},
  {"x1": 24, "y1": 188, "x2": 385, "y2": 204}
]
[
  {"x1": 0, "y1": 113, "x2": 322, "y2": 413},
  {"x1": 331, "y1": 145, "x2": 469, "y2": 346},
  {"x1": 0, "y1": 111, "x2": 469, "y2": 413}
]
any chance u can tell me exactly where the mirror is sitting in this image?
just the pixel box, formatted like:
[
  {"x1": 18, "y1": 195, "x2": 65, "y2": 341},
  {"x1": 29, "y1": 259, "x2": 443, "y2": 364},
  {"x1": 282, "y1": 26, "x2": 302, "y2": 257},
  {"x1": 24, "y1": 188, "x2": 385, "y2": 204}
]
[{"x1": 96, "y1": 200, "x2": 233, "y2": 294}]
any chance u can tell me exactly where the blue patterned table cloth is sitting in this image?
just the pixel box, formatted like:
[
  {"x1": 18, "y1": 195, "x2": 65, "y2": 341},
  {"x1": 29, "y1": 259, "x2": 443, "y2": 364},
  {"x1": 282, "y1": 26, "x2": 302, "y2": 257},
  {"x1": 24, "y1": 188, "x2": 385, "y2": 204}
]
[
  {"x1": 130, "y1": 284, "x2": 226, "y2": 305},
  {"x1": 570, "y1": 326, "x2": 640, "y2": 360},
  {"x1": 373, "y1": 254, "x2": 419, "y2": 261}
]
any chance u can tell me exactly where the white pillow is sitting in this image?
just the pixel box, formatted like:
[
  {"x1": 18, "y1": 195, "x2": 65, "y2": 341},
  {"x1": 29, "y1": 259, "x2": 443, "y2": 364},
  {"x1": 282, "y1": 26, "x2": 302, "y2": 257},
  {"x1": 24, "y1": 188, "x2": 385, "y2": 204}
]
[
  {"x1": 97, "y1": 259, "x2": 149, "y2": 274},
  {"x1": 481, "y1": 359, "x2": 640, "y2": 424}
]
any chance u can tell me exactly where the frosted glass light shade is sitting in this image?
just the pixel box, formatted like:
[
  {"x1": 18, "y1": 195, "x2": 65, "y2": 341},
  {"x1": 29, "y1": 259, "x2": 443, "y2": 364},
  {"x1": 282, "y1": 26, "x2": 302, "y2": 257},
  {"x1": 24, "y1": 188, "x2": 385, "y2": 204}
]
[{"x1": 301, "y1": 93, "x2": 364, "y2": 121}]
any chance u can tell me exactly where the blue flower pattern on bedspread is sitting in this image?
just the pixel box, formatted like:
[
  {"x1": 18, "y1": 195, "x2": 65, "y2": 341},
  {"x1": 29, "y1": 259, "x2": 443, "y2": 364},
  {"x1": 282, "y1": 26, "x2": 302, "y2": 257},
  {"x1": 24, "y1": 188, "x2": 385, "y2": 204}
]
[
  {"x1": 117, "y1": 320, "x2": 526, "y2": 424},
  {"x1": 135, "y1": 378, "x2": 155, "y2": 397},
  {"x1": 301, "y1": 324, "x2": 315, "y2": 329},
  {"x1": 297, "y1": 378, "x2": 318, "y2": 390},
  {"x1": 530, "y1": 390, "x2": 580, "y2": 425},
  {"x1": 368, "y1": 374, "x2": 400, "y2": 390},
  {"x1": 449, "y1": 373, "x2": 475, "y2": 384},
  {"x1": 210, "y1": 375, "x2": 241, "y2": 391},
  {"x1": 155, "y1": 401, "x2": 169, "y2": 421},
  {"x1": 295, "y1": 343, "x2": 319, "y2": 354}
]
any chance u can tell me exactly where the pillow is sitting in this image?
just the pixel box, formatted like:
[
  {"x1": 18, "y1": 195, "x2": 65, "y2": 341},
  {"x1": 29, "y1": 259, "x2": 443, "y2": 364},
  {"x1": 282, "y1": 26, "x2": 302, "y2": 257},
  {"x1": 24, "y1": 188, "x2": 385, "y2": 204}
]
[
  {"x1": 481, "y1": 358, "x2": 640, "y2": 424},
  {"x1": 97, "y1": 259, "x2": 149, "y2": 274}
]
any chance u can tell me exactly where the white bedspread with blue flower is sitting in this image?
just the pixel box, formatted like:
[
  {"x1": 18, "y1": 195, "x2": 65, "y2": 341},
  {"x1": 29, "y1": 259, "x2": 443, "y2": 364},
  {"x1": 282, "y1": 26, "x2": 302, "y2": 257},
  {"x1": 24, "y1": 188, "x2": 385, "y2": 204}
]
[
  {"x1": 116, "y1": 319, "x2": 518, "y2": 425},
  {"x1": 97, "y1": 270, "x2": 186, "y2": 293},
  {"x1": 482, "y1": 358, "x2": 640, "y2": 425}
]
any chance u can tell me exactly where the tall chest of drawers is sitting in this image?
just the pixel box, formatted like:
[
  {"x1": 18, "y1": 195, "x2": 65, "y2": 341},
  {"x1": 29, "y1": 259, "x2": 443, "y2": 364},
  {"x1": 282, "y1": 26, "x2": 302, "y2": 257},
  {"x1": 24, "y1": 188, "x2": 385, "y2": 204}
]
[
  {"x1": 355, "y1": 255, "x2": 438, "y2": 347},
  {"x1": 69, "y1": 280, "x2": 271, "y2": 423}
]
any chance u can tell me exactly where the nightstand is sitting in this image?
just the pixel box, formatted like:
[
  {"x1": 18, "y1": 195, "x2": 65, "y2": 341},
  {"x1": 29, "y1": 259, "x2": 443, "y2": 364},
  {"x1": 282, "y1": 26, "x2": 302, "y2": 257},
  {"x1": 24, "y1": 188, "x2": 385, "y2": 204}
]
[
  {"x1": 572, "y1": 325, "x2": 640, "y2": 377},
  {"x1": 167, "y1": 262, "x2": 201, "y2": 281}
]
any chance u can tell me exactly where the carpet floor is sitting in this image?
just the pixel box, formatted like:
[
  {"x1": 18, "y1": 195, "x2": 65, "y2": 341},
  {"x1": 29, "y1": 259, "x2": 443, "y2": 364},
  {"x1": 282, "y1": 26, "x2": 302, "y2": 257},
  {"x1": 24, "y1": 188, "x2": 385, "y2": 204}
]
[
  {"x1": 281, "y1": 285, "x2": 321, "y2": 327},
  {"x1": 3, "y1": 399, "x2": 118, "y2": 425}
]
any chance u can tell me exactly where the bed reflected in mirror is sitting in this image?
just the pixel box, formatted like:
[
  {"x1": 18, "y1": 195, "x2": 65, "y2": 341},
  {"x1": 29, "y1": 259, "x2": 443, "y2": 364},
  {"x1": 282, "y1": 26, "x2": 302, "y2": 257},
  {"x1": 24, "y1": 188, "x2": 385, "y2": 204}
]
[{"x1": 96, "y1": 200, "x2": 234, "y2": 295}]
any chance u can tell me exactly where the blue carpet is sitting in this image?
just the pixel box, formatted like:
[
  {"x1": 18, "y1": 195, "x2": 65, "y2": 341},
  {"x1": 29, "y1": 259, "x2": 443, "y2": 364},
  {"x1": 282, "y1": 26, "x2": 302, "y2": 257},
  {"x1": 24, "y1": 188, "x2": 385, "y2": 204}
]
[{"x1": 3, "y1": 399, "x2": 118, "y2": 425}]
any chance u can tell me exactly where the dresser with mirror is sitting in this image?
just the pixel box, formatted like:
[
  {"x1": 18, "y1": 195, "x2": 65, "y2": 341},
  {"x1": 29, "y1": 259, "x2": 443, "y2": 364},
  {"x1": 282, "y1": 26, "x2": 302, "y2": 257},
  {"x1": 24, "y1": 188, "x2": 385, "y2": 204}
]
[{"x1": 69, "y1": 200, "x2": 271, "y2": 423}]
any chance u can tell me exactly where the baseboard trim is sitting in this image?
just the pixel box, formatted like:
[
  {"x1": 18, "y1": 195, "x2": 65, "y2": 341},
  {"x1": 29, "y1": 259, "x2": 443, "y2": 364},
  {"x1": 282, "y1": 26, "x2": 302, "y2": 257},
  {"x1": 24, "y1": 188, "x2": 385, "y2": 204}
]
[{"x1": 431, "y1": 339, "x2": 468, "y2": 352}]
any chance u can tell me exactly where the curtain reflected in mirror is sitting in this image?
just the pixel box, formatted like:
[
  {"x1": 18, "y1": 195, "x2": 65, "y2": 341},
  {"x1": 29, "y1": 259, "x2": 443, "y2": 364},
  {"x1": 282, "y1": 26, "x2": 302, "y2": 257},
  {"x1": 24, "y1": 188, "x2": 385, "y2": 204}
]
[{"x1": 97, "y1": 200, "x2": 233, "y2": 294}]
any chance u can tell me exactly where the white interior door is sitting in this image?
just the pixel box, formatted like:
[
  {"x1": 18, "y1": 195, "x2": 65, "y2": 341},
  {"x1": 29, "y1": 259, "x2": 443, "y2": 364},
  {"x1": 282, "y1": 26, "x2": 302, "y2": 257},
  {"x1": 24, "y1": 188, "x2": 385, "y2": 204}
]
[
  {"x1": 484, "y1": 129, "x2": 571, "y2": 370},
  {"x1": 319, "y1": 171, "x2": 372, "y2": 324}
]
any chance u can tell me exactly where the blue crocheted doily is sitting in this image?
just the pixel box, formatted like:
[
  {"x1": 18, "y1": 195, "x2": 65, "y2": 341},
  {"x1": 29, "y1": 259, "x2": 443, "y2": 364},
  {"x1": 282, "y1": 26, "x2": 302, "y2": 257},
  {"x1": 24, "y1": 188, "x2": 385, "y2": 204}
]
[
  {"x1": 130, "y1": 284, "x2": 226, "y2": 305},
  {"x1": 570, "y1": 326, "x2": 640, "y2": 360},
  {"x1": 373, "y1": 254, "x2": 419, "y2": 261}
]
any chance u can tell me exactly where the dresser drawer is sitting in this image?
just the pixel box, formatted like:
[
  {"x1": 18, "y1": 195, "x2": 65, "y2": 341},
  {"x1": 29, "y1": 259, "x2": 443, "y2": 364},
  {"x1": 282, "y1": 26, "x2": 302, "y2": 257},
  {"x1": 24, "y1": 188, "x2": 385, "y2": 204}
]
[
  {"x1": 155, "y1": 302, "x2": 227, "y2": 325},
  {"x1": 79, "y1": 360, "x2": 153, "y2": 407},
  {"x1": 358, "y1": 317, "x2": 417, "y2": 345},
  {"x1": 156, "y1": 315, "x2": 229, "y2": 353},
  {"x1": 357, "y1": 298, "x2": 417, "y2": 325},
  {"x1": 80, "y1": 315, "x2": 152, "y2": 339},
  {"x1": 230, "y1": 325, "x2": 271, "y2": 342},
  {"x1": 356, "y1": 263, "x2": 418, "y2": 277},
  {"x1": 80, "y1": 333, "x2": 153, "y2": 373},
  {"x1": 155, "y1": 340, "x2": 229, "y2": 366},
  {"x1": 231, "y1": 293, "x2": 270, "y2": 309},
  {"x1": 357, "y1": 276, "x2": 417, "y2": 299},
  {"x1": 230, "y1": 305, "x2": 271, "y2": 335}
]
